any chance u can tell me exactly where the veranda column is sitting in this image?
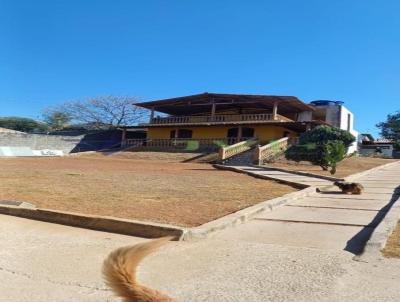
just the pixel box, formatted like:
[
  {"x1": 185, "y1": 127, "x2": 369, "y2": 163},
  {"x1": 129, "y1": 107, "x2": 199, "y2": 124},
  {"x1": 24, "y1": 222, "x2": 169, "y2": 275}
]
[
  {"x1": 150, "y1": 107, "x2": 155, "y2": 123},
  {"x1": 121, "y1": 128, "x2": 127, "y2": 147},
  {"x1": 211, "y1": 103, "x2": 216, "y2": 121},
  {"x1": 272, "y1": 102, "x2": 278, "y2": 120},
  {"x1": 237, "y1": 125, "x2": 243, "y2": 142}
]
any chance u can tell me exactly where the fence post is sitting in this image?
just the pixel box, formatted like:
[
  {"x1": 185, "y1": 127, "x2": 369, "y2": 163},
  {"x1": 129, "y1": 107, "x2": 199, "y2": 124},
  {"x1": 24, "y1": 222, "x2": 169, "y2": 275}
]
[
  {"x1": 219, "y1": 147, "x2": 226, "y2": 161},
  {"x1": 253, "y1": 144, "x2": 261, "y2": 165}
]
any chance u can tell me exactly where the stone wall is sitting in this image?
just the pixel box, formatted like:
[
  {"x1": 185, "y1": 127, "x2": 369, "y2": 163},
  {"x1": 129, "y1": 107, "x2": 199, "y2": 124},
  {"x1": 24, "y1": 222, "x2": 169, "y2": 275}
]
[{"x1": 0, "y1": 133, "x2": 84, "y2": 153}]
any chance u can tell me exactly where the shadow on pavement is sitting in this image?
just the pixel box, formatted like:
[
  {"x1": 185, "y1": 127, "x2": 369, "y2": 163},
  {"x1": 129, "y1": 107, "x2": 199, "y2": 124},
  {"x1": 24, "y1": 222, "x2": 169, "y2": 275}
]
[{"x1": 344, "y1": 185, "x2": 400, "y2": 255}]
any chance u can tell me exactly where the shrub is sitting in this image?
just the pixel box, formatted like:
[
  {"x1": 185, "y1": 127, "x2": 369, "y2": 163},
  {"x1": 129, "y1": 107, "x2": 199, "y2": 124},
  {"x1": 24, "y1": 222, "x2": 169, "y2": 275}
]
[
  {"x1": 285, "y1": 143, "x2": 325, "y2": 166},
  {"x1": 322, "y1": 140, "x2": 346, "y2": 174},
  {"x1": 285, "y1": 126, "x2": 351, "y2": 174},
  {"x1": 394, "y1": 141, "x2": 400, "y2": 151},
  {"x1": 299, "y1": 125, "x2": 355, "y2": 148}
]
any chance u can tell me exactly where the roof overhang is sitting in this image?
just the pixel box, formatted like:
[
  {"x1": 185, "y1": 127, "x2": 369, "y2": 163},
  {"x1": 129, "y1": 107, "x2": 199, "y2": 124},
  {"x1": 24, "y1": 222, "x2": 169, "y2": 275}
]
[
  {"x1": 135, "y1": 93, "x2": 315, "y2": 116},
  {"x1": 125, "y1": 121, "x2": 326, "y2": 133}
]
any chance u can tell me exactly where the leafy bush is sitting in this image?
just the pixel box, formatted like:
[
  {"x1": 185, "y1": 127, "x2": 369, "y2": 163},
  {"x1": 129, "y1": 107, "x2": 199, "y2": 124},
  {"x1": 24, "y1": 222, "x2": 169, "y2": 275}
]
[
  {"x1": 299, "y1": 125, "x2": 355, "y2": 147},
  {"x1": 394, "y1": 141, "x2": 400, "y2": 151},
  {"x1": 285, "y1": 143, "x2": 324, "y2": 166},
  {"x1": 322, "y1": 140, "x2": 346, "y2": 174},
  {"x1": 285, "y1": 126, "x2": 352, "y2": 174}
]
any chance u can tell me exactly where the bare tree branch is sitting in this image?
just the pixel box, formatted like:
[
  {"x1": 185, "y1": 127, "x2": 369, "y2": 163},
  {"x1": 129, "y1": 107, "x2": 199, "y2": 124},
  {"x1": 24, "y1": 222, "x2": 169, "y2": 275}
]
[{"x1": 45, "y1": 96, "x2": 148, "y2": 129}]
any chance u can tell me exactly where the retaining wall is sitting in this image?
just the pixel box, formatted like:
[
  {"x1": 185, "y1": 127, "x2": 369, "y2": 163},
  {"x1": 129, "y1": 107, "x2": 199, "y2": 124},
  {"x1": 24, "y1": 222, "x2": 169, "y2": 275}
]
[{"x1": 0, "y1": 133, "x2": 84, "y2": 153}]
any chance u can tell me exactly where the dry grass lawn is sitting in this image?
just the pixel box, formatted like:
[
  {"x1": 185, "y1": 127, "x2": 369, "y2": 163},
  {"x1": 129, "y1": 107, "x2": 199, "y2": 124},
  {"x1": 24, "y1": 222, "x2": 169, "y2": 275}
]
[
  {"x1": 0, "y1": 153, "x2": 296, "y2": 227},
  {"x1": 265, "y1": 156, "x2": 398, "y2": 178},
  {"x1": 383, "y1": 221, "x2": 400, "y2": 258}
]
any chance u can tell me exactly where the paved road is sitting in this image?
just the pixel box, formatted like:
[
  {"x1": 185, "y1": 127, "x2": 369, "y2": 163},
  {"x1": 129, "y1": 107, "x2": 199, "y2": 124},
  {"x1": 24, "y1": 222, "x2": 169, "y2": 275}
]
[{"x1": 1, "y1": 162, "x2": 400, "y2": 301}]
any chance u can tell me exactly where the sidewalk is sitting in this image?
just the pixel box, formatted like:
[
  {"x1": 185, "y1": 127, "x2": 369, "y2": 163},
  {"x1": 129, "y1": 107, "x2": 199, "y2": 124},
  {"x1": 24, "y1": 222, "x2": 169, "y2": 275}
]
[{"x1": 215, "y1": 162, "x2": 400, "y2": 254}]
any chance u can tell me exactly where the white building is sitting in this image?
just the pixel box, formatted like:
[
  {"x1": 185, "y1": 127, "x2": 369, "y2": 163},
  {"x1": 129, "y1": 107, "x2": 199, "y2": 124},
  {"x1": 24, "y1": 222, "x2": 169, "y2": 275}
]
[{"x1": 307, "y1": 100, "x2": 359, "y2": 154}]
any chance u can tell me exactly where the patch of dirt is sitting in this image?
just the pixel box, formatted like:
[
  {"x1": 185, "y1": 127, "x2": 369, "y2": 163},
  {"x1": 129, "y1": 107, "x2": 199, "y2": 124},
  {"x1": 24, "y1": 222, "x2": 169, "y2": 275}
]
[
  {"x1": 265, "y1": 157, "x2": 398, "y2": 178},
  {"x1": 0, "y1": 156, "x2": 296, "y2": 227},
  {"x1": 71, "y1": 151, "x2": 204, "y2": 162},
  {"x1": 382, "y1": 221, "x2": 400, "y2": 258}
]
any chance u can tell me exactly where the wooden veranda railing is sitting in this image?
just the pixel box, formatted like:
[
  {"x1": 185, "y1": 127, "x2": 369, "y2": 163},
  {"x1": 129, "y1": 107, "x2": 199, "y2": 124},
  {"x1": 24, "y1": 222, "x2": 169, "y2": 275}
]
[
  {"x1": 254, "y1": 137, "x2": 298, "y2": 165},
  {"x1": 219, "y1": 138, "x2": 259, "y2": 161},
  {"x1": 146, "y1": 113, "x2": 293, "y2": 125}
]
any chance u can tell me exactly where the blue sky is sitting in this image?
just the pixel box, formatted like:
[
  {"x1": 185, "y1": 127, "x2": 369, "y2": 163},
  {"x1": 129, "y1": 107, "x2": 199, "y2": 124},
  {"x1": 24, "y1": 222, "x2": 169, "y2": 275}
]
[{"x1": 1, "y1": 0, "x2": 399, "y2": 136}]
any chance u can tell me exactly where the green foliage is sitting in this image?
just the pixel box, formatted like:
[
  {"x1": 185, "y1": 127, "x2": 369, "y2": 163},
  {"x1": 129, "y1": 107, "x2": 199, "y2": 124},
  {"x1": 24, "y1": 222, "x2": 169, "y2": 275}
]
[
  {"x1": 322, "y1": 140, "x2": 346, "y2": 174},
  {"x1": 376, "y1": 111, "x2": 400, "y2": 141},
  {"x1": 394, "y1": 141, "x2": 400, "y2": 151},
  {"x1": 299, "y1": 125, "x2": 355, "y2": 147},
  {"x1": 0, "y1": 117, "x2": 48, "y2": 133},
  {"x1": 42, "y1": 110, "x2": 72, "y2": 130},
  {"x1": 285, "y1": 143, "x2": 324, "y2": 166},
  {"x1": 285, "y1": 126, "x2": 351, "y2": 174}
]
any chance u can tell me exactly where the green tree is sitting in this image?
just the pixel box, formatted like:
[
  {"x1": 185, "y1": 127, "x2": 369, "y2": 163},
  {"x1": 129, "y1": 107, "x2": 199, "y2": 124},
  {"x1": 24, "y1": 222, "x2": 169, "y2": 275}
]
[
  {"x1": 299, "y1": 125, "x2": 355, "y2": 147},
  {"x1": 42, "y1": 110, "x2": 72, "y2": 130},
  {"x1": 376, "y1": 111, "x2": 400, "y2": 141},
  {"x1": 0, "y1": 117, "x2": 48, "y2": 133},
  {"x1": 322, "y1": 140, "x2": 346, "y2": 175},
  {"x1": 285, "y1": 126, "x2": 354, "y2": 174}
]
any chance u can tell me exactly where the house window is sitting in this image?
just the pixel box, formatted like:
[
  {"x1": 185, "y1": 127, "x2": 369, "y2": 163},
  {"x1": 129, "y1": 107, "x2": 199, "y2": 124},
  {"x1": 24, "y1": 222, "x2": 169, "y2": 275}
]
[
  {"x1": 347, "y1": 114, "x2": 351, "y2": 131},
  {"x1": 227, "y1": 128, "x2": 239, "y2": 138},
  {"x1": 170, "y1": 129, "x2": 193, "y2": 139},
  {"x1": 227, "y1": 127, "x2": 254, "y2": 138},
  {"x1": 242, "y1": 127, "x2": 255, "y2": 138},
  {"x1": 178, "y1": 129, "x2": 193, "y2": 138}
]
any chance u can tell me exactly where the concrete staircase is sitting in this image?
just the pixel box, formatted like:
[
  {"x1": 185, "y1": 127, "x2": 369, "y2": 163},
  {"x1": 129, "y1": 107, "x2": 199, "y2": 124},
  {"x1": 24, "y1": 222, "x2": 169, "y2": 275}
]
[{"x1": 221, "y1": 148, "x2": 255, "y2": 165}]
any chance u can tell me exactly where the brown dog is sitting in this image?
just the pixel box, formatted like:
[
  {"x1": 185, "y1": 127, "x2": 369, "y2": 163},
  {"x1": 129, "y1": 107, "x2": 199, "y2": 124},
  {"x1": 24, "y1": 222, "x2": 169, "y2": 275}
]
[
  {"x1": 334, "y1": 181, "x2": 364, "y2": 195},
  {"x1": 102, "y1": 237, "x2": 177, "y2": 302}
]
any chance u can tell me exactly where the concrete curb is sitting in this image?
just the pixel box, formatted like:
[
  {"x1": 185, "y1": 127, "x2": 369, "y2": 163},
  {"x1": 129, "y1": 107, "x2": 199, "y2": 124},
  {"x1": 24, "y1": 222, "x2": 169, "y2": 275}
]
[
  {"x1": 0, "y1": 205, "x2": 186, "y2": 240},
  {"x1": 213, "y1": 164, "x2": 309, "y2": 189},
  {"x1": 255, "y1": 165, "x2": 343, "y2": 182},
  {"x1": 182, "y1": 186, "x2": 316, "y2": 240}
]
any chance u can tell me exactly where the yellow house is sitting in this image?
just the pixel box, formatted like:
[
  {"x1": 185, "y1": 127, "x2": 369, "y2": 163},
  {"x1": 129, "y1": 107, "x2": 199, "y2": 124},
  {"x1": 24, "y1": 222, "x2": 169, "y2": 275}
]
[{"x1": 122, "y1": 93, "x2": 324, "y2": 152}]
